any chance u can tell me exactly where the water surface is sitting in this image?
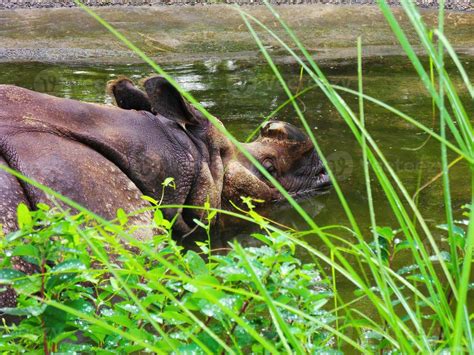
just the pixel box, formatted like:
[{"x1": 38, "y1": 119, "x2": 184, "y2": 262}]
[{"x1": 0, "y1": 57, "x2": 472, "y2": 251}]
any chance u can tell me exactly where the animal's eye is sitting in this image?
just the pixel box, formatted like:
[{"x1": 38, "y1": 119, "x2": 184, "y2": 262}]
[{"x1": 262, "y1": 159, "x2": 276, "y2": 175}]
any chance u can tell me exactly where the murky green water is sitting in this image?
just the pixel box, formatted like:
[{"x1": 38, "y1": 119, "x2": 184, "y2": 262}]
[
  {"x1": 0, "y1": 58, "x2": 472, "y2": 247},
  {"x1": 0, "y1": 57, "x2": 472, "y2": 323}
]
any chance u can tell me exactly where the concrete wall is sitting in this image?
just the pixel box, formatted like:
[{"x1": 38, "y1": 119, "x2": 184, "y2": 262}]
[{"x1": 0, "y1": 0, "x2": 471, "y2": 10}]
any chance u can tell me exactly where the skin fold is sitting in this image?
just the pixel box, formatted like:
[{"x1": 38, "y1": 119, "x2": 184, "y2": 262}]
[
  {"x1": 0, "y1": 76, "x2": 330, "y2": 237},
  {"x1": 0, "y1": 75, "x2": 330, "y2": 311}
]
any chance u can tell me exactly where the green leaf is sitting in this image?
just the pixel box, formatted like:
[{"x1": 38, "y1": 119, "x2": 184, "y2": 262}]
[
  {"x1": 207, "y1": 210, "x2": 217, "y2": 222},
  {"x1": 12, "y1": 245, "x2": 40, "y2": 259},
  {"x1": 192, "y1": 219, "x2": 208, "y2": 230},
  {"x1": 437, "y1": 224, "x2": 465, "y2": 238},
  {"x1": 177, "y1": 344, "x2": 202, "y2": 354},
  {"x1": 43, "y1": 305, "x2": 68, "y2": 338},
  {"x1": 195, "y1": 274, "x2": 220, "y2": 286},
  {"x1": 65, "y1": 299, "x2": 95, "y2": 316},
  {"x1": 51, "y1": 331, "x2": 78, "y2": 345},
  {"x1": 193, "y1": 288, "x2": 226, "y2": 303},
  {"x1": 429, "y1": 251, "x2": 451, "y2": 262},
  {"x1": 184, "y1": 251, "x2": 208, "y2": 276},
  {"x1": 407, "y1": 274, "x2": 433, "y2": 284},
  {"x1": 375, "y1": 226, "x2": 395, "y2": 243},
  {"x1": 0, "y1": 303, "x2": 46, "y2": 316},
  {"x1": 85, "y1": 325, "x2": 110, "y2": 343},
  {"x1": 141, "y1": 195, "x2": 158, "y2": 205},
  {"x1": 108, "y1": 314, "x2": 134, "y2": 328},
  {"x1": 160, "y1": 310, "x2": 192, "y2": 325},
  {"x1": 154, "y1": 209, "x2": 163, "y2": 225},
  {"x1": 17, "y1": 277, "x2": 42, "y2": 295},
  {"x1": 394, "y1": 240, "x2": 412, "y2": 253},
  {"x1": 17, "y1": 203, "x2": 32, "y2": 229},
  {"x1": 5, "y1": 230, "x2": 23, "y2": 242},
  {"x1": 397, "y1": 264, "x2": 419, "y2": 275},
  {"x1": 0, "y1": 269, "x2": 25, "y2": 284},
  {"x1": 438, "y1": 224, "x2": 466, "y2": 249},
  {"x1": 46, "y1": 259, "x2": 87, "y2": 290},
  {"x1": 36, "y1": 203, "x2": 50, "y2": 211},
  {"x1": 0, "y1": 268, "x2": 41, "y2": 295},
  {"x1": 116, "y1": 208, "x2": 128, "y2": 226},
  {"x1": 162, "y1": 177, "x2": 176, "y2": 189},
  {"x1": 154, "y1": 210, "x2": 171, "y2": 229}
]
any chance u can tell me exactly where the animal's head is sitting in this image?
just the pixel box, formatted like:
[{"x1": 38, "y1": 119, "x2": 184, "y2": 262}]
[
  {"x1": 107, "y1": 76, "x2": 330, "y2": 207},
  {"x1": 231, "y1": 120, "x2": 330, "y2": 200}
]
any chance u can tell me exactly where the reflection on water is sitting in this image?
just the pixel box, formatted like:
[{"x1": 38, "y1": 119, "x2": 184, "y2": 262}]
[{"x1": 0, "y1": 57, "x2": 472, "y2": 247}]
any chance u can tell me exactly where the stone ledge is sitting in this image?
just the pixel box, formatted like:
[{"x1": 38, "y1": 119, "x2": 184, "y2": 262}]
[{"x1": 0, "y1": 0, "x2": 471, "y2": 11}]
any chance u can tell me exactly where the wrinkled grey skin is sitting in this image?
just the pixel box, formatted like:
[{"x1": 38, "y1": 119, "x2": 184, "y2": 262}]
[
  {"x1": 0, "y1": 76, "x2": 329, "y2": 310},
  {"x1": 0, "y1": 77, "x2": 328, "y2": 237},
  {"x1": 0, "y1": 75, "x2": 329, "y2": 237}
]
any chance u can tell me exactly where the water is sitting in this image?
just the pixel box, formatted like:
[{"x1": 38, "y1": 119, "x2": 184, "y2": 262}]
[{"x1": 0, "y1": 58, "x2": 472, "y2": 248}]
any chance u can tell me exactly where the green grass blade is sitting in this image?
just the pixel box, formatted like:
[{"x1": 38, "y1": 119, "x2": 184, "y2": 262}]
[
  {"x1": 377, "y1": 0, "x2": 470, "y2": 154},
  {"x1": 250, "y1": 2, "x2": 458, "y2": 346},
  {"x1": 434, "y1": 30, "x2": 474, "y2": 99},
  {"x1": 250, "y1": 2, "x2": 458, "y2": 306},
  {"x1": 453, "y1": 177, "x2": 474, "y2": 351},
  {"x1": 233, "y1": 242, "x2": 302, "y2": 353},
  {"x1": 245, "y1": 84, "x2": 318, "y2": 143}
]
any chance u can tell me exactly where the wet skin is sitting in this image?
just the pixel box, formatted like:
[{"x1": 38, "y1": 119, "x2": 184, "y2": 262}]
[
  {"x1": 0, "y1": 76, "x2": 329, "y2": 237},
  {"x1": 0, "y1": 75, "x2": 330, "y2": 311}
]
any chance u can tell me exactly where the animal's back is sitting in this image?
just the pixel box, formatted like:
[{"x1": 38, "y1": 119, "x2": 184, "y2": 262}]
[
  {"x1": 0, "y1": 85, "x2": 153, "y2": 237},
  {"x1": 0, "y1": 85, "x2": 39, "y2": 233}
]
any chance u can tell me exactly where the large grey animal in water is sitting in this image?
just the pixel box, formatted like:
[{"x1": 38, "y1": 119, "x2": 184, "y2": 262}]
[
  {"x1": 0, "y1": 75, "x2": 330, "y2": 310},
  {"x1": 0, "y1": 75, "x2": 329, "y2": 238}
]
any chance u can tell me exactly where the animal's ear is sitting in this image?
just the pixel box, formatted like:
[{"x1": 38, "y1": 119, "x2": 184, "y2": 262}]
[
  {"x1": 260, "y1": 121, "x2": 308, "y2": 142},
  {"x1": 107, "y1": 77, "x2": 152, "y2": 112},
  {"x1": 143, "y1": 76, "x2": 204, "y2": 126}
]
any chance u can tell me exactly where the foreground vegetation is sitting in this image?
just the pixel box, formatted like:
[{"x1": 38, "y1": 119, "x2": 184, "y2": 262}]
[
  {"x1": 0, "y1": 201, "x2": 469, "y2": 353},
  {"x1": 1, "y1": 0, "x2": 473, "y2": 352},
  {"x1": 0, "y1": 204, "x2": 338, "y2": 353}
]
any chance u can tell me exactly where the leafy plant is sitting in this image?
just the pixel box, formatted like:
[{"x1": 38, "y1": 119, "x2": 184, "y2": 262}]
[{"x1": 0, "y1": 205, "x2": 335, "y2": 353}]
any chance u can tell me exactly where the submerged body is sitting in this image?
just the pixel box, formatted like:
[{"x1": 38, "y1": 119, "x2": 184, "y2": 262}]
[
  {"x1": 0, "y1": 77, "x2": 329, "y2": 237},
  {"x1": 0, "y1": 76, "x2": 330, "y2": 311}
]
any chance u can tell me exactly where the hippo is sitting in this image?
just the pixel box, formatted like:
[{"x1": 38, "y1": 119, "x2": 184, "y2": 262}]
[{"x1": 0, "y1": 75, "x2": 329, "y2": 239}]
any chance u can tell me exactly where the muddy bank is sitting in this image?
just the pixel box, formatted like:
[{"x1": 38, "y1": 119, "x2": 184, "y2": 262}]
[
  {"x1": 0, "y1": 0, "x2": 472, "y2": 11},
  {"x1": 0, "y1": 5, "x2": 472, "y2": 65}
]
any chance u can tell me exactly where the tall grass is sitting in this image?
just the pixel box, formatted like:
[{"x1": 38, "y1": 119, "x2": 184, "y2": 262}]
[{"x1": 0, "y1": 0, "x2": 472, "y2": 352}]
